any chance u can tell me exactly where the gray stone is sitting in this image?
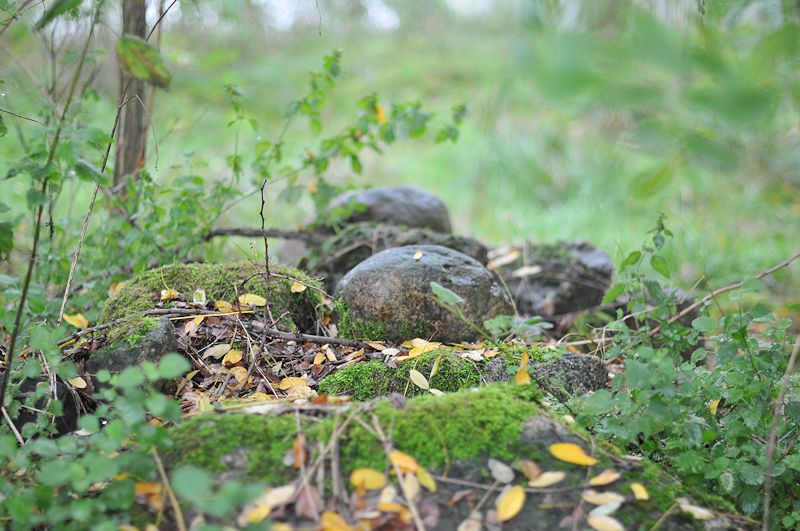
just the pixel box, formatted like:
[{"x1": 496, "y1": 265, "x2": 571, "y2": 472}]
[
  {"x1": 2, "y1": 373, "x2": 83, "y2": 435},
  {"x1": 309, "y1": 222, "x2": 488, "y2": 292},
  {"x1": 326, "y1": 187, "x2": 452, "y2": 233},
  {"x1": 499, "y1": 241, "x2": 613, "y2": 316},
  {"x1": 531, "y1": 354, "x2": 608, "y2": 399},
  {"x1": 335, "y1": 245, "x2": 513, "y2": 342},
  {"x1": 87, "y1": 317, "x2": 183, "y2": 393}
]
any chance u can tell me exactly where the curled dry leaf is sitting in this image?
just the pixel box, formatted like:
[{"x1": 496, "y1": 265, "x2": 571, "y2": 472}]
[
  {"x1": 350, "y1": 468, "x2": 387, "y2": 491},
  {"x1": 496, "y1": 485, "x2": 526, "y2": 522},
  {"x1": 63, "y1": 313, "x2": 89, "y2": 329},
  {"x1": 581, "y1": 490, "x2": 626, "y2": 505},
  {"x1": 630, "y1": 482, "x2": 650, "y2": 501},
  {"x1": 586, "y1": 515, "x2": 625, "y2": 531},
  {"x1": 290, "y1": 281, "x2": 307, "y2": 293},
  {"x1": 549, "y1": 442, "x2": 599, "y2": 466},
  {"x1": 488, "y1": 458, "x2": 515, "y2": 484},
  {"x1": 389, "y1": 450, "x2": 419, "y2": 473},
  {"x1": 588, "y1": 469, "x2": 621, "y2": 486},
  {"x1": 676, "y1": 497, "x2": 714, "y2": 520},
  {"x1": 409, "y1": 369, "x2": 430, "y2": 390},
  {"x1": 528, "y1": 471, "x2": 566, "y2": 488},
  {"x1": 277, "y1": 376, "x2": 308, "y2": 390},
  {"x1": 238, "y1": 293, "x2": 266, "y2": 307}
]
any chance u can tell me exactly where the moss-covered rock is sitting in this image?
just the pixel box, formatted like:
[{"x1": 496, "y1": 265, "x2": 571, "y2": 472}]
[
  {"x1": 99, "y1": 261, "x2": 322, "y2": 332},
  {"x1": 317, "y1": 348, "x2": 607, "y2": 402},
  {"x1": 164, "y1": 384, "x2": 752, "y2": 529}
]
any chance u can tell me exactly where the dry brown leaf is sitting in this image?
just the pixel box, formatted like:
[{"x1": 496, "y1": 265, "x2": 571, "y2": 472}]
[
  {"x1": 321, "y1": 511, "x2": 353, "y2": 531},
  {"x1": 203, "y1": 344, "x2": 231, "y2": 359},
  {"x1": 581, "y1": 490, "x2": 626, "y2": 505},
  {"x1": 429, "y1": 388, "x2": 444, "y2": 396},
  {"x1": 587, "y1": 515, "x2": 625, "y2": 531},
  {"x1": 313, "y1": 352, "x2": 325, "y2": 365},
  {"x1": 277, "y1": 376, "x2": 308, "y2": 390},
  {"x1": 294, "y1": 484, "x2": 320, "y2": 521},
  {"x1": 518, "y1": 459, "x2": 542, "y2": 481},
  {"x1": 488, "y1": 458, "x2": 515, "y2": 484},
  {"x1": 382, "y1": 347, "x2": 400, "y2": 356},
  {"x1": 486, "y1": 248, "x2": 520, "y2": 271},
  {"x1": 588, "y1": 469, "x2": 621, "y2": 487},
  {"x1": 414, "y1": 249, "x2": 423, "y2": 260},
  {"x1": 630, "y1": 482, "x2": 650, "y2": 501},
  {"x1": 401, "y1": 471, "x2": 421, "y2": 500},
  {"x1": 549, "y1": 442, "x2": 599, "y2": 466},
  {"x1": 677, "y1": 497, "x2": 714, "y2": 520},
  {"x1": 496, "y1": 485, "x2": 525, "y2": 522},
  {"x1": 365, "y1": 341, "x2": 388, "y2": 351},
  {"x1": 293, "y1": 434, "x2": 307, "y2": 469},
  {"x1": 160, "y1": 288, "x2": 179, "y2": 301},
  {"x1": 389, "y1": 450, "x2": 419, "y2": 473},
  {"x1": 528, "y1": 471, "x2": 566, "y2": 487},
  {"x1": 457, "y1": 511, "x2": 483, "y2": 531},
  {"x1": 411, "y1": 338, "x2": 440, "y2": 348}
]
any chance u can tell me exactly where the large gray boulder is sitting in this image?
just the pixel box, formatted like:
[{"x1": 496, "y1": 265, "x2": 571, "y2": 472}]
[
  {"x1": 326, "y1": 186, "x2": 452, "y2": 233},
  {"x1": 309, "y1": 222, "x2": 488, "y2": 292},
  {"x1": 335, "y1": 245, "x2": 513, "y2": 342},
  {"x1": 497, "y1": 241, "x2": 613, "y2": 316}
]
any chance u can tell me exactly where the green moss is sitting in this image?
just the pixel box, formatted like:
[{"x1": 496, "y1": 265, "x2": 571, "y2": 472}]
[
  {"x1": 335, "y1": 298, "x2": 432, "y2": 341},
  {"x1": 99, "y1": 261, "x2": 322, "y2": 331},
  {"x1": 104, "y1": 315, "x2": 160, "y2": 349},
  {"x1": 488, "y1": 341, "x2": 564, "y2": 368}
]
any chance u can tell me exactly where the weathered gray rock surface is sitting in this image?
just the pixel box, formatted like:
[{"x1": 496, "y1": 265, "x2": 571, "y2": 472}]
[
  {"x1": 335, "y1": 245, "x2": 513, "y2": 342},
  {"x1": 326, "y1": 186, "x2": 452, "y2": 232}
]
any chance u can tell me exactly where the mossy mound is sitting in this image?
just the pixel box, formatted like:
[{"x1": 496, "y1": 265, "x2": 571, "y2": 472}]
[
  {"x1": 164, "y1": 384, "x2": 750, "y2": 529},
  {"x1": 98, "y1": 261, "x2": 322, "y2": 331}
]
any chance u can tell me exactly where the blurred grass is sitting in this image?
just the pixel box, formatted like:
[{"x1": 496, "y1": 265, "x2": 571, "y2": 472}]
[{"x1": 1, "y1": 0, "x2": 798, "y2": 300}]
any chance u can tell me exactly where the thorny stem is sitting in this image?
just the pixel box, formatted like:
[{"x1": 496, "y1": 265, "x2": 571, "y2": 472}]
[{"x1": 0, "y1": 9, "x2": 98, "y2": 408}]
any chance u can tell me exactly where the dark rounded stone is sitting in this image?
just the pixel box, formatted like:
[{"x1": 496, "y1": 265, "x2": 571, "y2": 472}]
[
  {"x1": 335, "y1": 245, "x2": 513, "y2": 342},
  {"x1": 327, "y1": 187, "x2": 452, "y2": 233}
]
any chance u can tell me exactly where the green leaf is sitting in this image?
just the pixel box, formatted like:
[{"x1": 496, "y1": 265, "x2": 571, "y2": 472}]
[
  {"x1": 172, "y1": 466, "x2": 213, "y2": 501},
  {"x1": 650, "y1": 255, "x2": 670, "y2": 278},
  {"x1": 0, "y1": 113, "x2": 6, "y2": 137},
  {"x1": 483, "y1": 314, "x2": 513, "y2": 337},
  {"x1": 74, "y1": 159, "x2": 109, "y2": 185},
  {"x1": 632, "y1": 164, "x2": 672, "y2": 198},
  {"x1": 692, "y1": 316, "x2": 717, "y2": 333},
  {"x1": 430, "y1": 281, "x2": 464, "y2": 306},
  {"x1": 602, "y1": 283, "x2": 626, "y2": 304},
  {"x1": 115, "y1": 35, "x2": 172, "y2": 88},
  {"x1": 35, "y1": 0, "x2": 81, "y2": 30},
  {"x1": 158, "y1": 353, "x2": 189, "y2": 379},
  {"x1": 620, "y1": 251, "x2": 642, "y2": 271}
]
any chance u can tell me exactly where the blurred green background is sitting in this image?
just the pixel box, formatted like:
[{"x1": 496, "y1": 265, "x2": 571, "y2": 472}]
[{"x1": 2, "y1": 0, "x2": 799, "y2": 301}]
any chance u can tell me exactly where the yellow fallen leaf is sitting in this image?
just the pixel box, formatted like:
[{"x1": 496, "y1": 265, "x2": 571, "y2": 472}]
[
  {"x1": 239, "y1": 293, "x2": 266, "y2": 306},
  {"x1": 245, "y1": 503, "x2": 271, "y2": 524},
  {"x1": 410, "y1": 338, "x2": 440, "y2": 348},
  {"x1": 365, "y1": 341, "x2": 388, "y2": 351},
  {"x1": 400, "y1": 470, "x2": 421, "y2": 500},
  {"x1": 247, "y1": 392, "x2": 274, "y2": 401},
  {"x1": 514, "y1": 367, "x2": 531, "y2": 386},
  {"x1": 350, "y1": 468, "x2": 387, "y2": 491},
  {"x1": 203, "y1": 344, "x2": 231, "y2": 359},
  {"x1": 321, "y1": 511, "x2": 354, "y2": 531},
  {"x1": 429, "y1": 388, "x2": 444, "y2": 396},
  {"x1": 237, "y1": 485, "x2": 295, "y2": 526},
  {"x1": 549, "y1": 442, "x2": 599, "y2": 466},
  {"x1": 582, "y1": 490, "x2": 626, "y2": 505},
  {"x1": 67, "y1": 376, "x2": 87, "y2": 389},
  {"x1": 528, "y1": 471, "x2": 566, "y2": 487},
  {"x1": 192, "y1": 315, "x2": 205, "y2": 326},
  {"x1": 389, "y1": 450, "x2": 419, "y2": 473},
  {"x1": 589, "y1": 469, "x2": 621, "y2": 487},
  {"x1": 216, "y1": 300, "x2": 234, "y2": 312},
  {"x1": 407, "y1": 343, "x2": 439, "y2": 359},
  {"x1": 313, "y1": 352, "x2": 325, "y2": 365},
  {"x1": 290, "y1": 281, "x2": 307, "y2": 293},
  {"x1": 375, "y1": 102, "x2": 387, "y2": 124},
  {"x1": 278, "y1": 377, "x2": 308, "y2": 390},
  {"x1": 520, "y1": 352, "x2": 529, "y2": 366},
  {"x1": 286, "y1": 385, "x2": 315, "y2": 401},
  {"x1": 413, "y1": 249, "x2": 423, "y2": 260},
  {"x1": 486, "y1": 249, "x2": 520, "y2": 271},
  {"x1": 109, "y1": 281, "x2": 126, "y2": 297},
  {"x1": 409, "y1": 369, "x2": 430, "y2": 390},
  {"x1": 709, "y1": 399, "x2": 720, "y2": 415},
  {"x1": 587, "y1": 515, "x2": 625, "y2": 531},
  {"x1": 222, "y1": 349, "x2": 243, "y2": 366},
  {"x1": 630, "y1": 482, "x2": 650, "y2": 501},
  {"x1": 417, "y1": 466, "x2": 437, "y2": 492},
  {"x1": 64, "y1": 313, "x2": 89, "y2": 329},
  {"x1": 496, "y1": 485, "x2": 525, "y2": 522},
  {"x1": 160, "y1": 288, "x2": 179, "y2": 301},
  {"x1": 228, "y1": 366, "x2": 250, "y2": 386}
]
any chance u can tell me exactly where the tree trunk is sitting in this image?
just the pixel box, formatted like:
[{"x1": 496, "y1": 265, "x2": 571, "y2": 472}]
[{"x1": 114, "y1": 0, "x2": 148, "y2": 188}]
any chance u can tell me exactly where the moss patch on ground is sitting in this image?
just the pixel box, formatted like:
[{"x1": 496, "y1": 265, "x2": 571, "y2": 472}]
[
  {"x1": 334, "y1": 299, "x2": 429, "y2": 341},
  {"x1": 164, "y1": 384, "x2": 748, "y2": 528},
  {"x1": 99, "y1": 261, "x2": 322, "y2": 331}
]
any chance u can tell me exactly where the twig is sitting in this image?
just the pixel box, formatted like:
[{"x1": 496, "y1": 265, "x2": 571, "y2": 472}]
[
  {"x1": 1, "y1": 406, "x2": 25, "y2": 445},
  {"x1": 204, "y1": 226, "x2": 325, "y2": 243},
  {"x1": 151, "y1": 447, "x2": 187, "y2": 531},
  {"x1": 432, "y1": 475, "x2": 583, "y2": 494},
  {"x1": 648, "y1": 501, "x2": 678, "y2": 531},
  {"x1": 0, "y1": 108, "x2": 43, "y2": 124},
  {"x1": 762, "y1": 333, "x2": 800, "y2": 531}
]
